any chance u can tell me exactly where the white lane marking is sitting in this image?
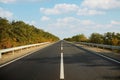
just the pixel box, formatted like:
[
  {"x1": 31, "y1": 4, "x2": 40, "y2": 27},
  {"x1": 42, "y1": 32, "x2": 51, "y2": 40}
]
[
  {"x1": 60, "y1": 52, "x2": 64, "y2": 79},
  {"x1": 74, "y1": 43, "x2": 120, "y2": 64},
  {"x1": 93, "y1": 52, "x2": 120, "y2": 64},
  {"x1": 61, "y1": 42, "x2": 63, "y2": 51},
  {"x1": 0, "y1": 49, "x2": 40, "y2": 68},
  {"x1": 0, "y1": 42, "x2": 56, "y2": 68}
]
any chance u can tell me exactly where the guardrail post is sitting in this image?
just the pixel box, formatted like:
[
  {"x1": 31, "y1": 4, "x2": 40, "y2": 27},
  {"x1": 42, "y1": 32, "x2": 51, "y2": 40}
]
[
  {"x1": 12, "y1": 50, "x2": 14, "y2": 55},
  {"x1": 92, "y1": 44, "x2": 94, "y2": 47},
  {"x1": 21, "y1": 48, "x2": 22, "y2": 52},
  {"x1": 88, "y1": 44, "x2": 89, "y2": 47},
  {"x1": 27, "y1": 47, "x2": 29, "y2": 50},
  {"x1": 97, "y1": 45, "x2": 98, "y2": 48},
  {"x1": 102, "y1": 46, "x2": 104, "y2": 49},
  {"x1": 111, "y1": 46, "x2": 114, "y2": 52},
  {"x1": 0, "y1": 53, "x2": 2, "y2": 59}
]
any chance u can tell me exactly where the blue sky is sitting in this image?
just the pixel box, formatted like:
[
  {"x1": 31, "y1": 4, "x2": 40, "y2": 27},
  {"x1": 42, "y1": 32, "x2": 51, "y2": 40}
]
[{"x1": 0, "y1": 0, "x2": 120, "y2": 39}]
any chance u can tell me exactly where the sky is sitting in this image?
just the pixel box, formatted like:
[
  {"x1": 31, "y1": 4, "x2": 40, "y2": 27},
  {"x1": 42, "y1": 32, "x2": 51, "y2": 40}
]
[{"x1": 0, "y1": 0, "x2": 120, "y2": 39}]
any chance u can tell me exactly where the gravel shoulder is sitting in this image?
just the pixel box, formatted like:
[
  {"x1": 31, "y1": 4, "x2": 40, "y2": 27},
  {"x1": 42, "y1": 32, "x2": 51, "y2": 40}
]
[
  {"x1": 75, "y1": 44, "x2": 120, "y2": 62},
  {"x1": 0, "y1": 43, "x2": 52, "y2": 65}
]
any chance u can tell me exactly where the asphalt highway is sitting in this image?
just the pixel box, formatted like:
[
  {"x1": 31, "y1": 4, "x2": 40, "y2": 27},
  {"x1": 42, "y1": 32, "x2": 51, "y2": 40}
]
[{"x1": 0, "y1": 40, "x2": 120, "y2": 80}]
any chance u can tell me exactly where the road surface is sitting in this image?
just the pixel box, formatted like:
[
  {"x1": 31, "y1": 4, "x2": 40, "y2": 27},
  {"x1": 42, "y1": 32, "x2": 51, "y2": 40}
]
[{"x1": 0, "y1": 41, "x2": 120, "y2": 80}]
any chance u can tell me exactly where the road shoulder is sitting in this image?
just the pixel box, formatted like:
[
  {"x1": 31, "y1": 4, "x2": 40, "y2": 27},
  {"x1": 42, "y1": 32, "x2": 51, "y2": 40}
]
[
  {"x1": 0, "y1": 43, "x2": 52, "y2": 66},
  {"x1": 73, "y1": 43, "x2": 120, "y2": 63}
]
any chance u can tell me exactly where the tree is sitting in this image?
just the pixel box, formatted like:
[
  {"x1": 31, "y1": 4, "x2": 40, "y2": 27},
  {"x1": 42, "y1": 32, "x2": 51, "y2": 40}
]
[
  {"x1": 0, "y1": 17, "x2": 59, "y2": 49},
  {"x1": 111, "y1": 38, "x2": 119, "y2": 46},
  {"x1": 64, "y1": 34, "x2": 87, "y2": 42},
  {"x1": 89, "y1": 33, "x2": 104, "y2": 44}
]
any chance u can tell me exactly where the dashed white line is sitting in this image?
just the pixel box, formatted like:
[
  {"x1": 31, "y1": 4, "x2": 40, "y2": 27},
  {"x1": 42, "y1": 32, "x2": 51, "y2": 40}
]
[
  {"x1": 60, "y1": 42, "x2": 64, "y2": 80},
  {"x1": 60, "y1": 52, "x2": 64, "y2": 79}
]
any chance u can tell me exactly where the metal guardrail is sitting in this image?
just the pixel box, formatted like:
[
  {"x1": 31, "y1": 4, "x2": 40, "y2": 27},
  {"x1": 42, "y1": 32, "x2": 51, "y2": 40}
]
[
  {"x1": 0, "y1": 42, "x2": 50, "y2": 58},
  {"x1": 75, "y1": 42, "x2": 120, "y2": 50}
]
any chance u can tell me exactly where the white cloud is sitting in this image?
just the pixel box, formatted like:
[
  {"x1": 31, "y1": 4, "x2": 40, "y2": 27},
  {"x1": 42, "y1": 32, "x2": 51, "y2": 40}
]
[
  {"x1": 42, "y1": 17, "x2": 97, "y2": 39},
  {"x1": 23, "y1": 0, "x2": 55, "y2": 2},
  {"x1": 40, "y1": 3, "x2": 79, "y2": 15},
  {"x1": 57, "y1": 17, "x2": 79, "y2": 24},
  {"x1": 0, "y1": 7, "x2": 13, "y2": 18},
  {"x1": 0, "y1": 0, "x2": 56, "y2": 3},
  {"x1": 77, "y1": 8, "x2": 105, "y2": 16},
  {"x1": 56, "y1": 17, "x2": 95, "y2": 26},
  {"x1": 81, "y1": 20, "x2": 95, "y2": 25},
  {"x1": 25, "y1": 20, "x2": 36, "y2": 26},
  {"x1": 0, "y1": 0, "x2": 16, "y2": 3},
  {"x1": 111, "y1": 20, "x2": 120, "y2": 25},
  {"x1": 81, "y1": 0, "x2": 120, "y2": 9},
  {"x1": 40, "y1": 8, "x2": 59, "y2": 15},
  {"x1": 43, "y1": 17, "x2": 120, "y2": 39},
  {"x1": 40, "y1": 3, "x2": 107, "y2": 16},
  {"x1": 55, "y1": 3, "x2": 79, "y2": 12},
  {"x1": 41, "y1": 16, "x2": 50, "y2": 21}
]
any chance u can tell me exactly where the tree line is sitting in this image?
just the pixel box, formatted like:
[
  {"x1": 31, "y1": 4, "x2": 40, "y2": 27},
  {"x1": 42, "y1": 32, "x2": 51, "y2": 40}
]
[
  {"x1": 0, "y1": 17, "x2": 59, "y2": 49},
  {"x1": 64, "y1": 32, "x2": 120, "y2": 46}
]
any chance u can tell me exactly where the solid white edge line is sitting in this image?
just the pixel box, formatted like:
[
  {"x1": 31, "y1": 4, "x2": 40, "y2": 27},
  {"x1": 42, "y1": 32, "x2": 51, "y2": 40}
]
[
  {"x1": 75, "y1": 44, "x2": 120, "y2": 64},
  {"x1": 72, "y1": 42, "x2": 120, "y2": 64},
  {"x1": 0, "y1": 49, "x2": 39, "y2": 68},
  {"x1": 93, "y1": 52, "x2": 120, "y2": 64},
  {"x1": 60, "y1": 52, "x2": 64, "y2": 79},
  {"x1": 0, "y1": 42, "x2": 56, "y2": 68}
]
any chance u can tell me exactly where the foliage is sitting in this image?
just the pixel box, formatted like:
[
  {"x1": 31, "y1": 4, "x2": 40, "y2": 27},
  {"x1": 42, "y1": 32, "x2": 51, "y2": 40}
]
[
  {"x1": 0, "y1": 17, "x2": 59, "y2": 49},
  {"x1": 89, "y1": 33, "x2": 104, "y2": 44},
  {"x1": 64, "y1": 34, "x2": 88, "y2": 42},
  {"x1": 64, "y1": 32, "x2": 120, "y2": 46}
]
